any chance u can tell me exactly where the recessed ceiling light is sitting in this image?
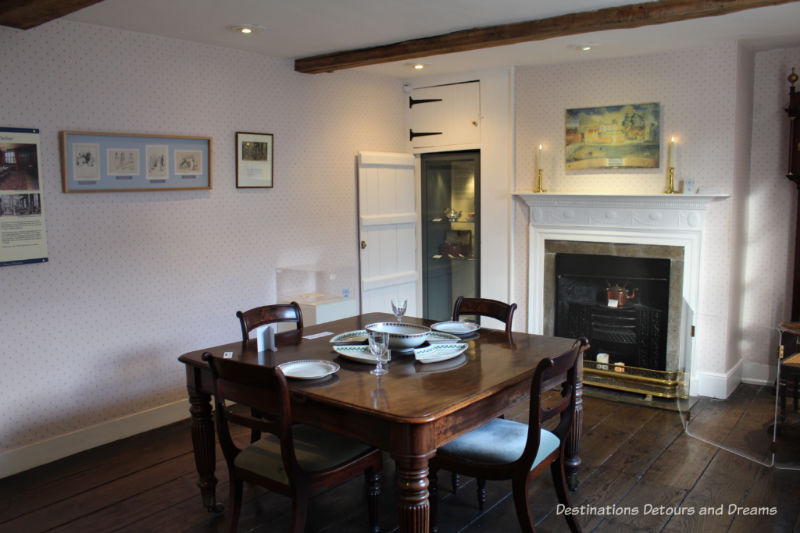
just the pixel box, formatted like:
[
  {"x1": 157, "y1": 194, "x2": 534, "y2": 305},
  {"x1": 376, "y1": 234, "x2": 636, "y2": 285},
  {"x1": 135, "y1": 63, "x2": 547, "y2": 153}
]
[
  {"x1": 414, "y1": 64, "x2": 425, "y2": 70},
  {"x1": 229, "y1": 24, "x2": 263, "y2": 35},
  {"x1": 570, "y1": 44, "x2": 597, "y2": 52}
]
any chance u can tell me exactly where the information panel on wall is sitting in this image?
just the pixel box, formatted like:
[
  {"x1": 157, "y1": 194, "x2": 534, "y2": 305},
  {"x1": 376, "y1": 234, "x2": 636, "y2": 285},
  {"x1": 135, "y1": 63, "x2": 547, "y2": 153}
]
[{"x1": 0, "y1": 127, "x2": 48, "y2": 267}]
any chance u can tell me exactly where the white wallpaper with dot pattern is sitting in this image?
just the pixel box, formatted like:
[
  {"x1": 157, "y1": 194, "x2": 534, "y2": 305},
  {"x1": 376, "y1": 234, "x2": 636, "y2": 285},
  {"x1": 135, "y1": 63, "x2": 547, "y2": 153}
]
[
  {"x1": 0, "y1": 20, "x2": 406, "y2": 452},
  {"x1": 512, "y1": 42, "x2": 758, "y2": 377},
  {"x1": 740, "y1": 47, "x2": 800, "y2": 367}
]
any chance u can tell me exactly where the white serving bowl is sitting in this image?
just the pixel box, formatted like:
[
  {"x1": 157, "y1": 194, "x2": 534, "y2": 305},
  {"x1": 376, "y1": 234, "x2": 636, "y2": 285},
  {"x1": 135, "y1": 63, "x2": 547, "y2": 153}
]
[{"x1": 365, "y1": 322, "x2": 431, "y2": 350}]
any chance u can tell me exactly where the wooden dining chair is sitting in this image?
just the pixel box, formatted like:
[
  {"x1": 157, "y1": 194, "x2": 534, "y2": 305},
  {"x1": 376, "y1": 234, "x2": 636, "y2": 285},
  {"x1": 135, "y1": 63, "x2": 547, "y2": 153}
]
[
  {"x1": 202, "y1": 353, "x2": 383, "y2": 533},
  {"x1": 429, "y1": 338, "x2": 588, "y2": 533},
  {"x1": 236, "y1": 302, "x2": 304, "y2": 342},
  {"x1": 452, "y1": 296, "x2": 517, "y2": 339},
  {"x1": 450, "y1": 296, "x2": 518, "y2": 493},
  {"x1": 236, "y1": 302, "x2": 304, "y2": 442}
]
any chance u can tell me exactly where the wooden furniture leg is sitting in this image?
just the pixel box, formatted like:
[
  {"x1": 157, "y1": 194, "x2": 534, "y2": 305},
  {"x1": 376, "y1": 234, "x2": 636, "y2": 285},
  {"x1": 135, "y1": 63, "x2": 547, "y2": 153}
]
[
  {"x1": 187, "y1": 381, "x2": 222, "y2": 513},
  {"x1": 564, "y1": 355, "x2": 583, "y2": 490},
  {"x1": 393, "y1": 452, "x2": 432, "y2": 533}
]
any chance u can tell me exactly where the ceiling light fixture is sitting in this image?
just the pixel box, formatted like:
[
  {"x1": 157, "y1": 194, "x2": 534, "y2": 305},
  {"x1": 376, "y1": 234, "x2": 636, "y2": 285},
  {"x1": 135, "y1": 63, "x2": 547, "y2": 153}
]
[
  {"x1": 229, "y1": 24, "x2": 263, "y2": 35},
  {"x1": 414, "y1": 64, "x2": 425, "y2": 70},
  {"x1": 570, "y1": 44, "x2": 597, "y2": 52}
]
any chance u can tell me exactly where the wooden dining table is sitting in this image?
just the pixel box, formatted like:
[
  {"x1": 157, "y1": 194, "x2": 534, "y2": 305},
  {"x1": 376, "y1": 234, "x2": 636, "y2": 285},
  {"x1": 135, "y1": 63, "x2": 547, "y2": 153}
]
[{"x1": 178, "y1": 312, "x2": 583, "y2": 533}]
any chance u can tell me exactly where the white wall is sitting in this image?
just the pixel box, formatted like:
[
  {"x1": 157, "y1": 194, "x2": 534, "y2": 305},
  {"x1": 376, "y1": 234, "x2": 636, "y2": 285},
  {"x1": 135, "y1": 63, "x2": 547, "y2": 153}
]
[
  {"x1": 740, "y1": 46, "x2": 800, "y2": 385},
  {"x1": 0, "y1": 20, "x2": 405, "y2": 473},
  {"x1": 512, "y1": 43, "x2": 754, "y2": 396}
]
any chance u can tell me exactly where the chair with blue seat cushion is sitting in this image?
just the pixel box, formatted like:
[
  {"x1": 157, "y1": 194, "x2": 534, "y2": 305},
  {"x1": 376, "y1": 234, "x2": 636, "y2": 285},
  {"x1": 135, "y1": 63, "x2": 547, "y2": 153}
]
[
  {"x1": 203, "y1": 353, "x2": 382, "y2": 533},
  {"x1": 429, "y1": 338, "x2": 587, "y2": 533},
  {"x1": 450, "y1": 296, "x2": 519, "y2": 495}
]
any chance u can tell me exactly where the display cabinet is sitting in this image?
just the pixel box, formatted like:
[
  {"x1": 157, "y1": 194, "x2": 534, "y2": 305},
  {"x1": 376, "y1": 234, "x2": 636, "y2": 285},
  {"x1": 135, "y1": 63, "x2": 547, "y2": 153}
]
[{"x1": 421, "y1": 151, "x2": 480, "y2": 320}]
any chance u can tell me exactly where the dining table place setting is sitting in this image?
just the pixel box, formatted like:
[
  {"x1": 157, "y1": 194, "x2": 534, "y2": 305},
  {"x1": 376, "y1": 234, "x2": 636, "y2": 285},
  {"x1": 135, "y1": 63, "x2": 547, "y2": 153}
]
[{"x1": 327, "y1": 297, "x2": 476, "y2": 367}]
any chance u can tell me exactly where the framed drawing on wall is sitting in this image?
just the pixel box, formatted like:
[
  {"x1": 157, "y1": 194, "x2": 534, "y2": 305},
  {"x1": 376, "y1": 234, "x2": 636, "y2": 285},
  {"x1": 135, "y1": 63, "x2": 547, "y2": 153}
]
[
  {"x1": 565, "y1": 102, "x2": 660, "y2": 170},
  {"x1": 60, "y1": 131, "x2": 212, "y2": 192},
  {"x1": 236, "y1": 132, "x2": 273, "y2": 188}
]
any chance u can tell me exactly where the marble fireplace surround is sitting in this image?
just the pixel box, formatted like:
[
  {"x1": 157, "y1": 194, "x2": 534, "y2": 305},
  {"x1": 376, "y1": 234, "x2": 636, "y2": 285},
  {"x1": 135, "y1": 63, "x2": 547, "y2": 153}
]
[{"x1": 514, "y1": 192, "x2": 728, "y2": 395}]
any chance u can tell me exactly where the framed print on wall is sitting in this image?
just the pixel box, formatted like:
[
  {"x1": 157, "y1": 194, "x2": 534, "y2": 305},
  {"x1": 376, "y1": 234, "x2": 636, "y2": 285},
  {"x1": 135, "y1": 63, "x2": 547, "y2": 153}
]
[
  {"x1": 60, "y1": 131, "x2": 212, "y2": 192},
  {"x1": 565, "y1": 102, "x2": 660, "y2": 170},
  {"x1": 145, "y1": 145, "x2": 168, "y2": 180},
  {"x1": 236, "y1": 132, "x2": 273, "y2": 188}
]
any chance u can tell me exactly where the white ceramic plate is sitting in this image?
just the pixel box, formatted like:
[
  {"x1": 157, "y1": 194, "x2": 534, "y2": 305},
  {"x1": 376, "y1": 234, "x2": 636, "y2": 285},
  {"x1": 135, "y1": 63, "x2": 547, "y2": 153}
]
[
  {"x1": 333, "y1": 345, "x2": 378, "y2": 364},
  {"x1": 426, "y1": 331, "x2": 461, "y2": 343},
  {"x1": 414, "y1": 354, "x2": 468, "y2": 374},
  {"x1": 414, "y1": 343, "x2": 468, "y2": 364},
  {"x1": 278, "y1": 359, "x2": 340, "y2": 380},
  {"x1": 330, "y1": 330, "x2": 368, "y2": 344},
  {"x1": 430, "y1": 321, "x2": 480, "y2": 336},
  {"x1": 365, "y1": 322, "x2": 430, "y2": 349}
]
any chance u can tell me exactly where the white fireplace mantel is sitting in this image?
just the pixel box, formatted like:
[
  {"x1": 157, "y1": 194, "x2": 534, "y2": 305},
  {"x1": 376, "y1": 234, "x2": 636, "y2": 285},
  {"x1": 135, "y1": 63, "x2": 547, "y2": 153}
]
[
  {"x1": 513, "y1": 191, "x2": 729, "y2": 396},
  {"x1": 513, "y1": 192, "x2": 728, "y2": 230}
]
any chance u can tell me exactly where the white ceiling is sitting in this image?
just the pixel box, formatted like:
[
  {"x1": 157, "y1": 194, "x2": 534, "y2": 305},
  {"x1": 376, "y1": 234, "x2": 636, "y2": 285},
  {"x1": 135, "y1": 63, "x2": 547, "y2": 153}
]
[{"x1": 65, "y1": 0, "x2": 800, "y2": 78}]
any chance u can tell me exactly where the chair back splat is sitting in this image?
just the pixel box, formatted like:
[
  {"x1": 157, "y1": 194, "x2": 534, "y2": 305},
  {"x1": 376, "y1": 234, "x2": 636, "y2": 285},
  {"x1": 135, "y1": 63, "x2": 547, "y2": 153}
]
[
  {"x1": 236, "y1": 302, "x2": 303, "y2": 342},
  {"x1": 452, "y1": 296, "x2": 517, "y2": 339}
]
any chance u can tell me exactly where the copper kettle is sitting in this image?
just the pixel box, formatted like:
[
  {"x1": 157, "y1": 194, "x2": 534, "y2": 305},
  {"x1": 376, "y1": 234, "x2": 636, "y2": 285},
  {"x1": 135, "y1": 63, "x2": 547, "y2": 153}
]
[{"x1": 606, "y1": 287, "x2": 637, "y2": 307}]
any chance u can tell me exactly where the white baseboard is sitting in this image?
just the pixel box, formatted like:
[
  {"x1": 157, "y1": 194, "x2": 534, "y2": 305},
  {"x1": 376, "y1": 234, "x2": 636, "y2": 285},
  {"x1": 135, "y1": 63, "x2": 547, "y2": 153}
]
[
  {"x1": 0, "y1": 399, "x2": 190, "y2": 479},
  {"x1": 696, "y1": 359, "x2": 742, "y2": 399},
  {"x1": 741, "y1": 361, "x2": 777, "y2": 386}
]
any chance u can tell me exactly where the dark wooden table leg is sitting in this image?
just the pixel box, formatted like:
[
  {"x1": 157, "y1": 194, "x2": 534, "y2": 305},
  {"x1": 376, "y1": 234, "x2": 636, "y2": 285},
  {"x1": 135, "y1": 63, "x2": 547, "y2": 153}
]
[
  {"x1": 393, "y1": 452, "x2": 433, "y2": 533},
  {"x1": 187, "y1": 372, "x2": 223, "y2": 513},
  {"x1": 565, "y1": 353, "x2": 583, "y2": 490}
]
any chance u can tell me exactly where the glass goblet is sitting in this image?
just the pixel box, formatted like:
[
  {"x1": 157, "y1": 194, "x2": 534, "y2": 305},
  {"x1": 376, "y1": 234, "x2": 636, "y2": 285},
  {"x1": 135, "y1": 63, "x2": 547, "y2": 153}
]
[
  {"x1": 368, "y1": 330, "x2": 390, "y2": 376},
  {"x1": 391, "y1": 297, "x2": 407, "y2": 322}
]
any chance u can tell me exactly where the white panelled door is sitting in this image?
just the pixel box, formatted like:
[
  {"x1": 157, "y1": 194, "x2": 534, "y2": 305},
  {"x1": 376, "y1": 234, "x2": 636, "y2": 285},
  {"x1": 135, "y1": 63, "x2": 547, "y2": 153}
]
[{"x1": 357, "y1": 151, "x2": 419, "y2": 316}]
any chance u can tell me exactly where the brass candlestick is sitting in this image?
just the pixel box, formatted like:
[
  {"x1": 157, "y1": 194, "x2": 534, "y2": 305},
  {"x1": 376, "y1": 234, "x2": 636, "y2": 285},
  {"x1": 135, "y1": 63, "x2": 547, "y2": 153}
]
[
  {"x1": 534, "y1": 168, "x2": 547, "y2": 193},
  {"x1": 664, "y1": 166, "x2": 677, "y2": 194}
]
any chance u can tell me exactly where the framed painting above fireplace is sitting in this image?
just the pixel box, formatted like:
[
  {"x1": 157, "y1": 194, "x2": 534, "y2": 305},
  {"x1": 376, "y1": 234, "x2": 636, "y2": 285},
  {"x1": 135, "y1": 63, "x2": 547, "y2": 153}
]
[{"x1": 565, "y1": 102, "x2": 660, "y2": 170}]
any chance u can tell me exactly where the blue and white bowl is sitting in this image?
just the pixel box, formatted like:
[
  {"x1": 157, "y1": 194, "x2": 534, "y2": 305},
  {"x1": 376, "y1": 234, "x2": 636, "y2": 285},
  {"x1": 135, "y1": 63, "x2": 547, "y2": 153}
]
[{"x1": 365, "y1": 322, "x2": 430, "y2": 350}]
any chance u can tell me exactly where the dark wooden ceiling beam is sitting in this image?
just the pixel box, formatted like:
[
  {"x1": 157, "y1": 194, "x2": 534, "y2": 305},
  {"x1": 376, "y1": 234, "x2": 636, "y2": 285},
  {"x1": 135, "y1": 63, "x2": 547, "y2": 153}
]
[
  {"x1": 0, "y1": 0, "x2": 103, "y2": 30},
  {"x1": 295, "y1": 0, "x2": 800, "y2": 73}
]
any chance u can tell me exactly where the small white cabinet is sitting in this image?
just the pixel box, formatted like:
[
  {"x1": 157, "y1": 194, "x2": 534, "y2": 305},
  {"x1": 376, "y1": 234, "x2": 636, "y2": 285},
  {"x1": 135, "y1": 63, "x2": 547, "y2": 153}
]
[
  {"x1": 409, "y1": 81, "x2": 480, "y2": 150},
  {"x1": 275, "y1": 266, "x2": 358, "y2": 330}
]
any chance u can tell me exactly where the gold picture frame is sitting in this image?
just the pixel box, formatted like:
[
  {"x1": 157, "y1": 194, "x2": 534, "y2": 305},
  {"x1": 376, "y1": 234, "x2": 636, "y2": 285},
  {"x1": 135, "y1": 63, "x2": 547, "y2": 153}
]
[{"x1": 60, "y1": 131, "x2": 212, "y2": 192}]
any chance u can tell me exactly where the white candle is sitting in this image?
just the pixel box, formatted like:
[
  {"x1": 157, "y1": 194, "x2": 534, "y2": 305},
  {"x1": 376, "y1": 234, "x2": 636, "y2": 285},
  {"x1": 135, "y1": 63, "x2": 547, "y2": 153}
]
[
  {"x1": 667, "y1": 137, "x2": 675, "y2": 168},
  {"x1": 538, "y1": 144, "x2": 543, "y2": 171}
]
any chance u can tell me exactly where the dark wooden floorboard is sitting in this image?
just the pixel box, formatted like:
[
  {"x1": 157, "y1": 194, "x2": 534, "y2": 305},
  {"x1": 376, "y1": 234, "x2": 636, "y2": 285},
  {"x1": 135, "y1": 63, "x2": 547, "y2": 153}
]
[
  {"x1": 0, "y1": 419, "x2": 195, "y2": 522},
  {"x1": 2, "y1": 384, "x2": 798, "y2": 533}
]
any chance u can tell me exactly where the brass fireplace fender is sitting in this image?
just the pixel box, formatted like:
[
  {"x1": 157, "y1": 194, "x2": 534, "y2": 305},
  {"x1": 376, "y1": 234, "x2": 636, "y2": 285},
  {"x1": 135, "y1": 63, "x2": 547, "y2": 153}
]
[{"x1": 583, "y1": 360, "x2": 687, "y2": 399}]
